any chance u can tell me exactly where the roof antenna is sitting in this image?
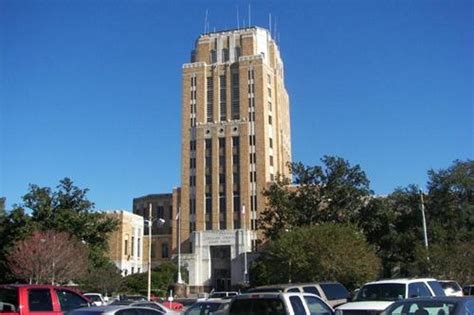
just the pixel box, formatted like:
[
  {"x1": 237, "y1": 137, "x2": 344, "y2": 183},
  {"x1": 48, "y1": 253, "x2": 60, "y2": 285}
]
[
  {"x1": 248, "y1": 3, "x2": 251, "y2": 27},
  {"x1": 274, "y1": 17, "x2": 278, "y2": 42},
  {"x1": 269, "y1": 13, "x2": 272, "y2": 35},
  {"x1": 237, "y1": 5, "x2": 240, "y2": 29},
  {"x1": 204, "y1": 9, "x2": 208, "y2": 33}
]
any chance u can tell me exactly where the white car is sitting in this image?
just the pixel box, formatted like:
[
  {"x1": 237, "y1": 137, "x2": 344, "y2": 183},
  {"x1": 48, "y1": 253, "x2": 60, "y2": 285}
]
[
  {"x1": 438, "y1": 280, "x2": 463, "y2": 297},
  {"x1": 335, "y1": 278, "x2": 446, "y2": 315},
  {"x1": 84, "y1": 293, "x2": 107, "y2": 306}
]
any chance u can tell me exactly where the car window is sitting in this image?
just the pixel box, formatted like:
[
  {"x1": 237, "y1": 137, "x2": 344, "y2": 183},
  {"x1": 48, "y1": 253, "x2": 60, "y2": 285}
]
[
  {"x1": 135, "y1": 308, "x2": 164, "y2": 315},
  {"x1": 229, "y1": 298, "x2": 286, "y2": 315},
  {"x1": 290, "y1": 296, "x2": 307, "y2": 315},
  {"x1": 408, "y1": 283, "x2": 432, "y2": 298},
  {"x1": 0, "y1": 288, "x2": 19, "y2": 312},
  {"x1": 56, "y1": 289, "x2": 89, "y2": 311},
  {"x1": 355, "y1": 283, "x2": 405, "y2": 301},
  {"x1": 387, "y1": 300, "x2": 458, "y2": 315},
  {"x1": 304, "y1": 295, "x2": 333, "y2": 315},
  {"x1": 319, "y1": 283, "x2": 349, "y2": 300},
  {"x1": 465, "y1": 301, "x2": 474, "y2": 315},
  {"x1": 303, "y1": 286, "x2": 321, "y2": 297},
  {"x1": 185, "y1": 302, "x2": 224, "y2": 315},
  {"x1": 29, "y1": 289, "x2": 53, "y2": 312},
  {"x1": 133, "y1": 303, "x2": 165, "y2": 312},
  {"x1": 428, "y1": 282, "x2": 446, "y2": 296},
  {"x1": 117, "y1": 309, "x2": 138, "y2": 315}
]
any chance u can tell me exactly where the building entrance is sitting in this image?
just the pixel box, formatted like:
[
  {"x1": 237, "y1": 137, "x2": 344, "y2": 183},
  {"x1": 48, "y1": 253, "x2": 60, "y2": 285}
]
[{"x1": 210, "y1": 245, "x2": 231, "y2": 291}]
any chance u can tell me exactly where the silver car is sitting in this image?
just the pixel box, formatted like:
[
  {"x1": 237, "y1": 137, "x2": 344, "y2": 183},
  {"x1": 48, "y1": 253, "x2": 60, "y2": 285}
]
[{"x1": 69, "y1": 305, "x2": 166, "y2": 315}]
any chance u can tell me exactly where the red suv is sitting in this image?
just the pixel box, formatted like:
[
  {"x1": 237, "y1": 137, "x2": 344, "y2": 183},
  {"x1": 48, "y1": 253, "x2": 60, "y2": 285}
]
[{"x1": 0, "y1": 284, "x2": 90, "y2": 315}]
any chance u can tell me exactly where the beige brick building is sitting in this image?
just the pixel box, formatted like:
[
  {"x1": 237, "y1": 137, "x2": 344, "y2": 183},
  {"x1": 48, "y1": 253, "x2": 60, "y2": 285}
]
[
  {"x1": 106, "y1": 210, "x2": 144, "y2": 276},
  {"x1": 169, "y1": 26, "x2": 292, "y2": 292}
]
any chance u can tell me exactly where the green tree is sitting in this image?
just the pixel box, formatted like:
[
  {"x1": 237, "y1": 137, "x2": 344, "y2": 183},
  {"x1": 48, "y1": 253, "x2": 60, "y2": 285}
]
[
  {"x1": 357, "y1": 185, "x2": 427, "y2": 278},
  {"x1": 249, "y1": 224, "x2": 380, "y2": 290},
  {"x1": 81, "y1": 261, "x2": 123, "y2": 295},
  {"x1": 260, "y1": 156, "x2": 372, "y2": 239},
  {"x1": 0, "y1": 178, "x2": 118, "y2": 282},
  {"x1": 0, "y1": 206, "x2": 34, "y2": 283},
  {"x1": 426, "y1": 160, "x2": 474, "y2": 243},
  {"x1": 120, "y1": 262, "x2": 188, "y2": 297}
]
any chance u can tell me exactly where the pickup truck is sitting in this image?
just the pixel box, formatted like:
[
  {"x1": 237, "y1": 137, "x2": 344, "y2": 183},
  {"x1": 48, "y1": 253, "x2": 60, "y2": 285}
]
[
  {"x1": 0, "y1": 284, "x2": 90, "y2": 315},
  {"x1": 227, "y1": 292, "x2": 334, "y2": 315}
]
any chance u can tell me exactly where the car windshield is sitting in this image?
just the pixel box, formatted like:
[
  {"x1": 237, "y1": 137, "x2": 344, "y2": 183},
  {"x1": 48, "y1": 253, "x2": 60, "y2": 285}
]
[
  {"x1": 354, "y1": 283, "x2": 405, "y2": 301},
  {"x1": 387, "y1": 300, "x2": 458, "y2": 315},
  {"x1": 320, "y1": 283, "x2": 349, "y2": 300}
]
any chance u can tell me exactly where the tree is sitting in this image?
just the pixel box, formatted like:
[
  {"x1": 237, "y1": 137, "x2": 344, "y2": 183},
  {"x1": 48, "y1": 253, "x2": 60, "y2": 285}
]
[
  {"x1": 7, "y1": 230, "x2": 89, "y2": 284},
  {"x1": 22, "y1": 178, "x2": 118, "y2": 267},
  {"x1": 0, "y1": 178, "x2": 118, "y2": 283},
  {"x1": 260, "y1": 156, "x2": 372, "y2": 239},
  {"x1": 0, "y1": 206, "x2": 34, "y2": 283},
  {"x1": 120, "y1": 262, "x2": 188, "y2": 297},
  {"x1": 426, "y1": 160, "x2": 474, "y2": 243},
  {"x1": 81, "y1": 261, "x2": 123, "y2": 295},
  {"x1": 249, "y1": 224, "x2": 380, "y2": 290},
  {"x1": 357, "y1": 185, "x2": 427, "y2": 278},
  {"x1": 420, "y1": 241, "x2": 474, "y2": 284}
]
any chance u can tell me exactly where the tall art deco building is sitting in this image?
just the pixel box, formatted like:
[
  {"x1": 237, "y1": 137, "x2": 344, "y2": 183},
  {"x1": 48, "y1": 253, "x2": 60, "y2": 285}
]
[{"x1": 170, "y1": 26, "x2": 292, "y2": 292}]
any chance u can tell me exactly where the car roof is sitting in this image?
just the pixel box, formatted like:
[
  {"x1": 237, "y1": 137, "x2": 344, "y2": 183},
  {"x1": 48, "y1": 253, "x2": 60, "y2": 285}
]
[
  {"x1": 70, "y1": 305, "x2": 160, "y2": 315},
  {"x1": 391, "y1": 296, "x2": 474, "y2": 304},
  {"x1": 363, "y1": 278, "x2": 437, "y2": 285},
  {"x1": 0, "y1": 284, "x2": 78, "y2": 290}
]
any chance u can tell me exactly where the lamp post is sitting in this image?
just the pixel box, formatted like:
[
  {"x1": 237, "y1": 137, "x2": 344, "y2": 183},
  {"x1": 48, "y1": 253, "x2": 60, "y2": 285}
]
[
  {"x1": 176, "y1": 207, "x2": 184, "y2": 284},
  {"x1": 147, "y1": 203, "x2": 165, "y2": 301},
  {"x1": 420, "y1": 190, "x2": 429, "y2": 259},
  {"x1": 242, "y1": 204, "x2": 248, "y2": 284}
]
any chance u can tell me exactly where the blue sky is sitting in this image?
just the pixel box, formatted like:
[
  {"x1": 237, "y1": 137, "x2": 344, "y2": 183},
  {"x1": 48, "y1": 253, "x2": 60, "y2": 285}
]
[{"x1": 1, "y1": 0, "x2": 472, "y2": 211}]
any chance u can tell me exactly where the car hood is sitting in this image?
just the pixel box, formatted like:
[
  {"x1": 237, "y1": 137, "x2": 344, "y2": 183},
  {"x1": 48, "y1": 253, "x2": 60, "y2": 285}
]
[{"x1": 336, "y1": 301, "x2": 394, "y2": 311}]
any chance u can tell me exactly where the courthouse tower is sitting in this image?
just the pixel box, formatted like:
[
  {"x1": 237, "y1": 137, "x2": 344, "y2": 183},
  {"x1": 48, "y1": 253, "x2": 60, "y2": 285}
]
[{"x1": 174, "y1": 26, "x2": 292, "y2": 291}]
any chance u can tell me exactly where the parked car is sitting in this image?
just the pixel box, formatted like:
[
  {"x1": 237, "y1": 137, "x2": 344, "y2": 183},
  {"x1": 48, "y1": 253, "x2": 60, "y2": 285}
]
[
  {"x1": 383, "y1": 296, "x2": 474, "y2": 315},
  {"x1": 183, "y1": 299, "x2": 231, "y2": 315},
  {"x1": 209, "y1": 291, "x2": 239, "y2": 299},
  {"x1": 463, "y1": 285, "x2": 474, "y2": 296},
  {"x1": 0, "y1": 284, "x2": 90, "y2": 315},
  {"x1": 335, "y1": 278, "x2": 446, "y2": 315},
  {"x1": 69, "y1": 305, "x2": 165, "y2": 315},
  {"x1": 84, "y1": 293, "x2": 108, "y2": 306},
  {"x1": 228, "y1": 292, "x2": 334, "y2": 315},
  {"x1": 248, "y1": 282, "x2": 349, "y2": 307},
  {"x1": 438, "y1": 281, "x2": 463, "y2": 297},
  {"x1": 129, "y1": 302, "x2": 180, "y2": 315}
]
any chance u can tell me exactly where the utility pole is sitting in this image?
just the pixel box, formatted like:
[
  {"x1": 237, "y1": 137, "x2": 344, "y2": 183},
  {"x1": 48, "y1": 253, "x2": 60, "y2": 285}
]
[
  {"x1": 176, "y1": 207, "x2": 184, "y2": 284},
  {"x1": 420, "y1": 190, "x2": 429, "y2": 259},
  {"x1": 147, "y1": 203, "x2": 152, "y2": 301},
  {"x1": 242, "y1": 204, "x2": 248, "y2": 284}
]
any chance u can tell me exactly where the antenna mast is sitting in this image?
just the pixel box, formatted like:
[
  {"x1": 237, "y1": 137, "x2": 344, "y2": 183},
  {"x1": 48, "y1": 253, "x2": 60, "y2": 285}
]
[
  {"x1": 269, "y1": 13, "x2": 272, "y2": 35},
  {"x1": 237, "y1": 6, "x2": 240, "y2": 29},
  {"x1": 248, "y1": 3, "x2": 251, "y2": 27},
  {"x1": 204, "y1": 9, "x2": 208, "y2": 33}
]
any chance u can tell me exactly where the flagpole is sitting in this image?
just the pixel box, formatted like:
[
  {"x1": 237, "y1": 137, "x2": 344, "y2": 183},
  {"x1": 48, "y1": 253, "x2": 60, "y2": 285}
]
[
  {"x1": 177, "y1": 207, "x2": 183, "y2": 284},
  {"x1": 147, "y1": 203, "x2": 152, "y2": 301},
  {"x1": 242, "y1": 204, "x2": 248, "y2": 284}
]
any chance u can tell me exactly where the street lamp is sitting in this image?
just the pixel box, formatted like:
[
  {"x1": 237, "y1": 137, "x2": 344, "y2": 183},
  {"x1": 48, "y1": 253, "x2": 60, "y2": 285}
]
[
  {"x1": 147, "y1": 203, "x2": 165, "y2": 301},
  {"x1": 419, "y1": 190, "x2": 429, "y2": 259},
  {"x1": 176, "y1": 207, "x2": 184, "y2": 284},
  {"x1": 242, "y1": 204, "x2": 248, "y2": 284}
]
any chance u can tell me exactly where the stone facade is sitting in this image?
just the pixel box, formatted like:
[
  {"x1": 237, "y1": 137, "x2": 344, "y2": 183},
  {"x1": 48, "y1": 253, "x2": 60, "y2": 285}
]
[
  {"x1": 106, "y1": 210, "x2": 144, "y2": 276},
  {"x1": 170, "y1": 26, "x2": 292, "y2": 292}
]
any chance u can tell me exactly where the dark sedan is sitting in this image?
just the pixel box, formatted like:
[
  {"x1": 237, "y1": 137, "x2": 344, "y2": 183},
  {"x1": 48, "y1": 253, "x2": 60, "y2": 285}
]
[{"x1": 383, "y1": 297, "x2": 474, "y2": 315}]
